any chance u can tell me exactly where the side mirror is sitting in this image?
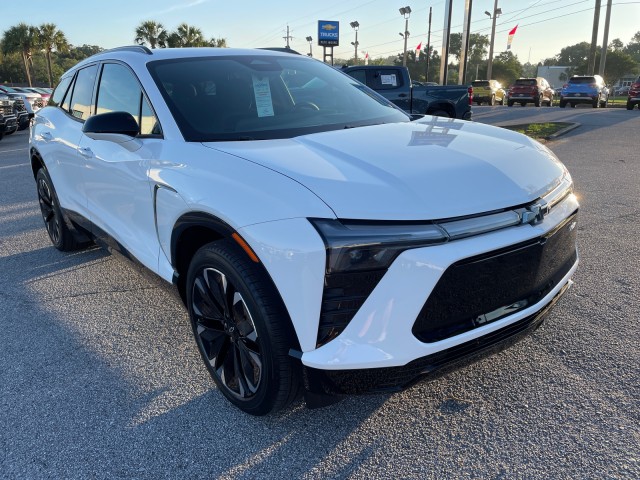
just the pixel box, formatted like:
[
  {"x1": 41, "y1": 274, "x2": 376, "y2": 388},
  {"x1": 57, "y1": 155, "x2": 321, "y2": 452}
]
[{"x1": 83, "y1": 111, "x2": 139, "y2": 137}]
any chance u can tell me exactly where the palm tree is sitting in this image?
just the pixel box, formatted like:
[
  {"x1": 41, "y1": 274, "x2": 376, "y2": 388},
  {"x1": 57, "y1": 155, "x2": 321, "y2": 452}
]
[
  {"x1": 167, "y1": 23, "x2": 207, "y2": 48},
  {"x1": 38, "y1": 23, "x2": 69, "y2": 87},
  {"x1": 2, "y1": 23, "x2": 39, "y2": 86},
  {"x1": 134, "y1": 21, "x2": 168, "y2": 49},
  {"x1": 209, "y1": 37, "x2": 227, "y2": 48}
]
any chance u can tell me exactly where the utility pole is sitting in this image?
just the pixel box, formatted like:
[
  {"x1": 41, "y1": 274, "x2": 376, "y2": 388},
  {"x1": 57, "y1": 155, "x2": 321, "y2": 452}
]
[
  {"x1": 588, "y1": 0, "x2": 601, "y2": 75},
  {"x1": 425, "y1": 7, "x2": 432, "y2": 82},
  {"x1": 350, "y1": 21, "x2": 360, "y2": 64},
  {"x1": 598, "y1": 0, "x2": 612, "y2": 76},
  {"x1": 458, "y1": 0, "x2": 473, "y2": 85},
  {"x1": 486, "y1": 0, "x2": 501, "y2": 79},
  {"x1": 399, "y1": 7, "x2": 411, "y2": 66},
  {"x1": 283, "y1": 25, "x2": 292, "y2": 49},
  {"x1": 439, "y1": 0, "x2": 453, "y2": 85}
]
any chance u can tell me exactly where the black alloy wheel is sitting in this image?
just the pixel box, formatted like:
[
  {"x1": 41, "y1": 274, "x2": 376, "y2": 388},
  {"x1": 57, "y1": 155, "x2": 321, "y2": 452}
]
[
  {"x1": 191, "y1": 266, "x2": 263, "y2": 400},
  {"x1": 37, "y1": 170, "x2": 62, "y2": 246},
  {"x1": 36, "y1": 169, "x2": 85, "y2": 251},
  {"x1": 186, "y1": 239, "x2": 300, "y2": 415}
]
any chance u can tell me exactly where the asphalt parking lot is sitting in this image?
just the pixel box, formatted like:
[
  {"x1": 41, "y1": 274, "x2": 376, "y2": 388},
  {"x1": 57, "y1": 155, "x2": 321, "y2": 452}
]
[{"x1": 1, "y1": 107, "x2": 639, "y2": 479}]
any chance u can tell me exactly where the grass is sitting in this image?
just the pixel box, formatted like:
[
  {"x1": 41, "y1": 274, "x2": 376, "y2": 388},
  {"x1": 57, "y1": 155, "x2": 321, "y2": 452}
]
[{"x1": 501, "y1": 122, "x2": 574, "y2": 140}]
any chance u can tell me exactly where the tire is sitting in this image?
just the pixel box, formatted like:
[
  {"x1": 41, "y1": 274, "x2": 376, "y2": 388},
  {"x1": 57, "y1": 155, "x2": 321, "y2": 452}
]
[
  {"x1": 476, "y1": 101, "x2": 482, "y2": 106},
  {"x1": 499, "y1": 96, "x2": 505, "y2": 106},
  {"x1": 0, "y1": 128, "x2": 4, "y2": 141},
  {"x1": 559, "y1": 100, "x2": 566, "y2": 108},
  {"x1": 600, "y1": 98, "x2": 608, "y2": 108},
  {"x1": 627, "y1": 101, "x2": 633, "y2": 110},
  {"x1": 428, "y1": 109, "x2": 452, "y2": 118},
  {"x1": 534, "y1": 97, "x2": 540, "y2": 107},
  {"x1": 520, "y1": 102, "x2": 526, "y2": 107},
  {"x1": 592, "y1": 97, "x2": 599, "y2": 108},
  {"x1": 186, "y1": 239, "x2": 300, "y2": 415},
  {"x1": 490, "y1": 95, "x2": 495, "y2": 106},
  {"x1": 570, "y1": 103, "x2": 576, "y2": 108},
  {"x1": 36, "y1": 168, "x2": 85, "y2": 251},
  {"x1": 507, "y1": 101, "x2": 514, "y2": 107}
]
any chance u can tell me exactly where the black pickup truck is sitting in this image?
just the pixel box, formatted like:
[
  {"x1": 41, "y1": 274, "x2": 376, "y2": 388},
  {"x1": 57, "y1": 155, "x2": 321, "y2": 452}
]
[
  {"x1": 341, "y1": 65, "x2": 472, "y2": 120},
  {"x1": 0, "y1": 94, "x2": 19, "y2": 140}
]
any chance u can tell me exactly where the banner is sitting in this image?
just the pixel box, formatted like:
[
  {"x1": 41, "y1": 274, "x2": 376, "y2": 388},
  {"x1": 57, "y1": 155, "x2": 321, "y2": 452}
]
[{"x1": 506, "y1": 25, "x2": 518, "y2": 50}]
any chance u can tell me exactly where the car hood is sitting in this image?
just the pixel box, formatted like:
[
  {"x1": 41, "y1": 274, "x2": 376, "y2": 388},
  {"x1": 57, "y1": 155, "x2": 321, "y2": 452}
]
[{"x1": 203, "y1": 118, "x2": 567, "y2": 220}]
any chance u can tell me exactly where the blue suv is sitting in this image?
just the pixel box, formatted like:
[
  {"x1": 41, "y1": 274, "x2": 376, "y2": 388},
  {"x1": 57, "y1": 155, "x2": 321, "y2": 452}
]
[{"x1": 560, "y1": 75, "x2": 609, "y2": 108}]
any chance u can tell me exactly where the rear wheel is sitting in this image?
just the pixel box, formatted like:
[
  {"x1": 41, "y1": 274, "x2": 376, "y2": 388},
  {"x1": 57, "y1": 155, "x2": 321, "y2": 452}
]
[
  {"x1": 570, "y1": 103, "x2": 576, "y2": 108},
  {"x1": 559, "y1": 100, "x2": 566, "y2": 108},
  {"x1": 507, "y1": 101, "x2": 514, "y2": 107},
  {"x1": 592, "y1": 97, "x2": 599, "y2": 108},
  {"x1": 186, "y1": 239, "x2": 300, "y2": 415},
  {"x1": 520, "y1": 102, "x2": 526, "y2": 107},
  {"x1": 534, "y1": 97, "x2": 540, "y2": 107},
  {"x1": 489, "y1": 95, "x2": 496, "y2": 106},
  {"x1": 428, "y1": 109, "x2": 452, "y2": 118},
  {"x1": 36, "y1": 169, "x2": 86, "y2": 251},
  {"x1": 627, "y1": 101, "x2": 633, "y2": 110}
]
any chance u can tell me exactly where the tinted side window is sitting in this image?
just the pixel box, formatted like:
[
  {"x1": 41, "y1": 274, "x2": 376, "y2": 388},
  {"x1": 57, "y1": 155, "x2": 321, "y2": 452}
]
[
  {"x1": 49, "y1": 76, "x2": 73, "y2": 107},
  {"x1": 97, "y1": 63, "x2": 160, "y2": 136},
  {"x1": 348, "y1": 69, "x2": 367, "y2": 84},
  {"x1": 69, "y1": 65, "x2": 98, "y2": 120}
]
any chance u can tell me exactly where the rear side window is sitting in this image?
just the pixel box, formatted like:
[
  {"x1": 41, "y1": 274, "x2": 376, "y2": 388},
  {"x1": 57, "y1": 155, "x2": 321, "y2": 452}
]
[
  {"x1": 69, "y1": 64, "x2": 99, "y2": 120},
  {"x1": 347, "y1": 69, "x2": 367, "y2": 84},
  {"x1": 366, "y1": 69, "x2": 403, "y2": 90},
  {"x1": 96, "y1": 63, "x2": 160, "y2": 136},
  {"x1": 49, "y1": 76, "x2": 72, "y2": 107}
]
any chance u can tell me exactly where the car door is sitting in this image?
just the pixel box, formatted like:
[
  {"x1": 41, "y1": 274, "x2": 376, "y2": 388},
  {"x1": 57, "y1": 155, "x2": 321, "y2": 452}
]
[
  {"x1": 35, "y1": 65, "x2": 99, "y2": 223},
  {"x1": 78, "y1": 62, "x2": 163, "y2": 272},
  {"x1": 365, "y1": 68, "x2": 412, "y2": 112}
]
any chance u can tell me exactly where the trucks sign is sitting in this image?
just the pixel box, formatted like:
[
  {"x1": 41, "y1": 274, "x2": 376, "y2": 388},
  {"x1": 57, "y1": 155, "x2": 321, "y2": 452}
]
[{"x1": 318, "y1": 20, "x2": 339, "y2": 47}]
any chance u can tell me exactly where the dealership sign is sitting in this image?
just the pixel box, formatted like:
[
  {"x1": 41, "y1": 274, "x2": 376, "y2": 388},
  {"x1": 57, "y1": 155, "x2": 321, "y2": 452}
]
[{"x1": 318, "y1": 20, "x2": 339, "y2": 46}]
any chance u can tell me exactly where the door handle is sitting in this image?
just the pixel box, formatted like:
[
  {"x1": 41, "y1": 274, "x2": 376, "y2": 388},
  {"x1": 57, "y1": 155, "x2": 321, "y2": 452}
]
[
  {"x1": 78, "y1": 147, "x2": 94, "y2": 158},
  {"x1": 398, "y1": 93, "x2": 408, "y2": 98}
]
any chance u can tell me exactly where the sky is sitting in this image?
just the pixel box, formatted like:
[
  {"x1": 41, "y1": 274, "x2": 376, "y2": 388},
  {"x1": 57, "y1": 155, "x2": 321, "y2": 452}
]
[{"x1": 1, "y1": 0, "x2": 639, "y2": 65}]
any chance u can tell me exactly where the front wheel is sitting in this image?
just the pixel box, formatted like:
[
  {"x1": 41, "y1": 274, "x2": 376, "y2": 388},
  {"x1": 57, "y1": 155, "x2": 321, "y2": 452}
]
[
  {"x1": 187, "y1": 239, "x2": 300, "y2": 415},
  {"x1": 36, "y1": 168, "x2": 86, "y2": 251}
]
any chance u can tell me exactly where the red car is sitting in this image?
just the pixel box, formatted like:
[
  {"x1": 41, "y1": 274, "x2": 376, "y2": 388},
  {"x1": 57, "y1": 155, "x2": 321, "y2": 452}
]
[
  {"x1": 507, "y1": 77, "x2": 554, "y2": 107},
  {"x1": 627, "y1": 76, "x2": 640, "y2": 110}
]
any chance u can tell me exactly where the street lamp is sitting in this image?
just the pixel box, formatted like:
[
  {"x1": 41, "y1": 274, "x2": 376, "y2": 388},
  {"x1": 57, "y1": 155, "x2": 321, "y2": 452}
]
[
  {"x1": 399, "y1": 6, "x2": 411, "y2": 66},
  {"x1": 350, "y1": 21, "x2": 359, "y2": 63},
  {"x1": 305, "y1": 36, "x2": 313, "y2": 57},
  {"x1": 485, "y1": 2, "x2": 502, "y2": 79}
]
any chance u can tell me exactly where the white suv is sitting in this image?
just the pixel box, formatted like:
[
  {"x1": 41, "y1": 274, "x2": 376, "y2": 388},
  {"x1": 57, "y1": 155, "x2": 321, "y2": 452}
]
[{"x1": 30, "y1": 46, "x2": 579, "y2": 414}]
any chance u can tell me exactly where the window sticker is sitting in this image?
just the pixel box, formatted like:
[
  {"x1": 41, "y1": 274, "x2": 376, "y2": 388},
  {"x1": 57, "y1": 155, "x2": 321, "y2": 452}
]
[
  {"x1": 380, "y1": 74, "x2": 397, "y2": 86},
  {"x1": 252, "y1": 75, "x2": 275, "y2": 117}
]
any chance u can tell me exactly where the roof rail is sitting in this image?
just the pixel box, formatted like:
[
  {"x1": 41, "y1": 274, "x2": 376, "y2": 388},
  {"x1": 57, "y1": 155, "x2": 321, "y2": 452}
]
[{"x1": 102, "y1": 45, "x2": 153, "y2": 55}]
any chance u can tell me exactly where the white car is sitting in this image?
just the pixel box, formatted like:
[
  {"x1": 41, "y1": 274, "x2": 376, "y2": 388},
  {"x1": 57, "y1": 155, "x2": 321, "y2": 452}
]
[{"x1": 30, "y1": 46, "x2": 579, "y2": 415}]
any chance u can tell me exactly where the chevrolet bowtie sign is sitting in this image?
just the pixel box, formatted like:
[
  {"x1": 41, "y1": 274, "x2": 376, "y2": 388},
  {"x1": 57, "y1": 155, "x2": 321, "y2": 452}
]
[{"x1": 318, "y1": 20, "x2": 339, "y2": 46}]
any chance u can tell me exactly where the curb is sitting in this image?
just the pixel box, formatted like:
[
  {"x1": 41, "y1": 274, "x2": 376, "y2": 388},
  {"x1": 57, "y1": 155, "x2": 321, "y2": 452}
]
[{"x1": 544, "y1": 122, "x2": 580, "y2": 140}]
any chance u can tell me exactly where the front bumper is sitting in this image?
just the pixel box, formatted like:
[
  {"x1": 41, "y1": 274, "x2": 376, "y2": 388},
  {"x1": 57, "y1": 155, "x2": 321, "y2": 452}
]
[
  {"x1": 303, "y1": 280, "x2": 571, "y2": 396},
  {"x1": 300, "y1": 192, "x2": 579, "y2": 372}
]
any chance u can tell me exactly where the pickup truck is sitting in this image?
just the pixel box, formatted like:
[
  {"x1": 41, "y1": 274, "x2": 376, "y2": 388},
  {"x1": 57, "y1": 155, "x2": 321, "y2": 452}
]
[
  {"x1": 341, "y1": 65, "x2": 472, "y2": 120},
  {"x1": 0, "y1": 94, "x2": 19, "y2": 140}
]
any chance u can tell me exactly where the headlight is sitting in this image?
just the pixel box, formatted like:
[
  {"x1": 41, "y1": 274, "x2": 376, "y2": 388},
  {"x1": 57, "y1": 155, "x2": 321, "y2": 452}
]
[{"x1": 310, "y1": 219, "x2": 447, "y2": 273}]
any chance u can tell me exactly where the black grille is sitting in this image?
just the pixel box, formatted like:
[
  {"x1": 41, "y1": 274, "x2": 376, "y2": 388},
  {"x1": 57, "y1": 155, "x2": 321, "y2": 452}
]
[
  {"x1": 412, "y1": 212, "x2": 578, "y2": 343},
  {"x1": 317, "y1": 270, "x2": 386, "y2": 347},
  {"x1": 0, "y1": 101, "x2": 12, "y2": 116},
  {"x1": 14, "y1": 100, "x2": 26, "y2": 112}
]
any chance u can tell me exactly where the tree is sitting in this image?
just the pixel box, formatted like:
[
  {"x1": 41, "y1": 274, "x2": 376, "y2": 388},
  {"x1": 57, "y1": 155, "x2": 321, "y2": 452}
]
[
  {"x1": 555, "y1": 41, "x2": 591, "y2": 76},
  {"x1": 601, "y1": 50, "x2": 638, "y2": 86},
  {"x1": 609, "y1": 38, "x2": 624, "y2": 52},
  {"x1": 624, "y1": 31, "x2": 640, "y2": 63},
  {"x1": 491, "y1": 51, "x2": 523, "y2": 87},
  {"x1": 166, "y1": 23, "x2": 207, "y2": 47},
  {"x1": 393, "y1": 48, "x2": 440, "y2": 83},
  {"x1": 38, "y1": 23, "x2": 69, "y2": 87},
  {"x1": 134, "y1": 21, "x2": 168, "y2": 49},
  {"x1": 2, "y1": 23, "x2": 39, "y2": 86},
  {"x1": 209, "y1": 37, "x2": 227, "y2": 48}
]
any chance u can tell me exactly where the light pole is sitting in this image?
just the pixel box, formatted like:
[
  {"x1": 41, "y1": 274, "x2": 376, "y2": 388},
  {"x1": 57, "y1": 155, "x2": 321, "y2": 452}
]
[
  {"x1": 306, "y1": 36, "x2": 313, "y2": 57},
  {"x1": 350, "y1": 21, "x2": 360, "y2": 63},
  {"x1": 399, "y1": 6, "x2": 411, "y2": 66},
  {"x1": 485, "y1": 1, "x2": 502, "y2": 80}
]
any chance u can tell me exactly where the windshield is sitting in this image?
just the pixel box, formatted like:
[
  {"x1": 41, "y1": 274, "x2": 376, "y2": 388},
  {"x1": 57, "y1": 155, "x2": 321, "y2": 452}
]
[
  {"x1": 472, "y1": 81, "x2": 489, "y2": 87},
  {"x1": 514, "y1": 79, "x2": 536, "y2": 86},
  {"x1": 147, "y1": 55, "x2": 409, "y2": 141}
]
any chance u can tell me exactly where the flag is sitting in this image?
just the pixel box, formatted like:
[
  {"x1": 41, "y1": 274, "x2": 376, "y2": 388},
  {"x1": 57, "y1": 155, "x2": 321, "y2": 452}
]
[
  {"x1": 364, "y1": 51, "x2": 369, "y2": 65},
  {"x1": 415, "y1": 41, "x2": 422, "y2": 60},
  {"x1": 506, "y1": 25, "x2": 518, "y2": 50}
]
